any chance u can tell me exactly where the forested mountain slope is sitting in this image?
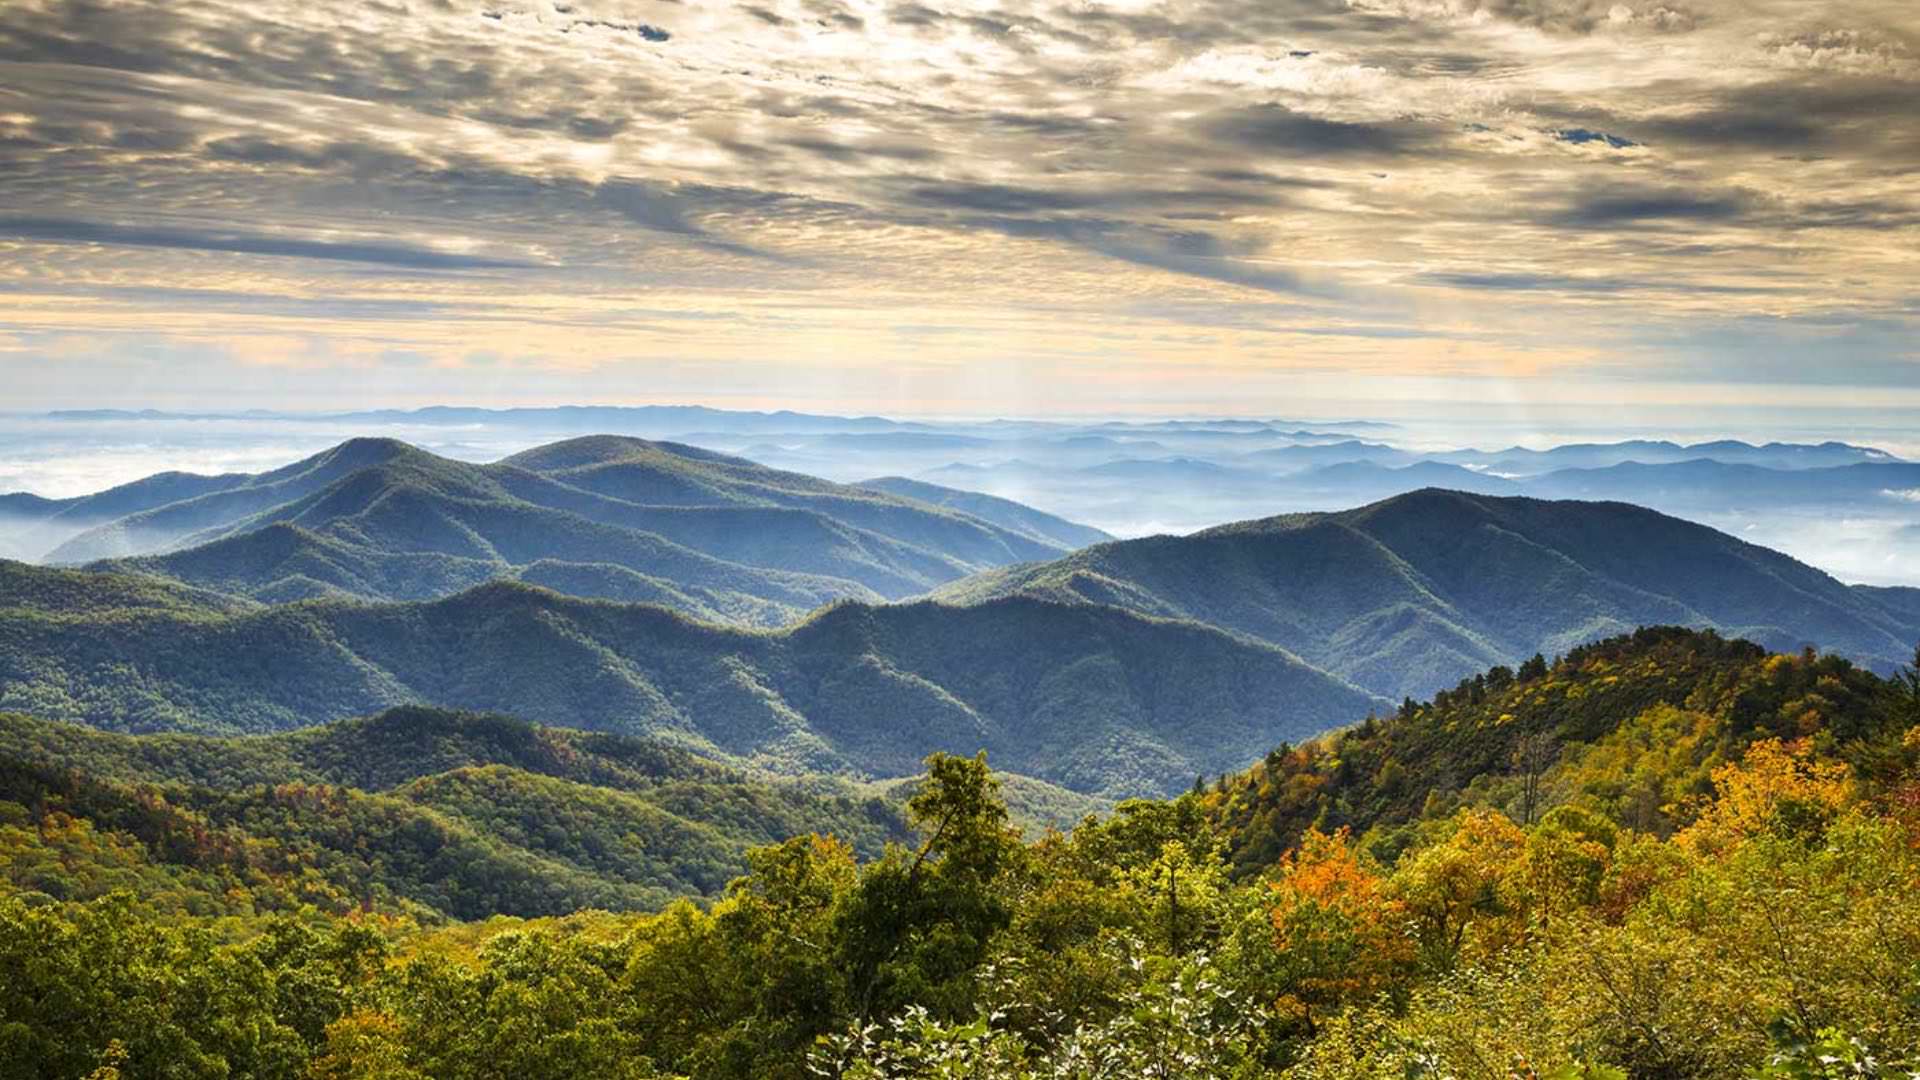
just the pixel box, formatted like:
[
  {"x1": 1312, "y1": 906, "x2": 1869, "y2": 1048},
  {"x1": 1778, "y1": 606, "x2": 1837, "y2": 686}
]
[
  {"x1": 941, "y1": 489, "x2": 1920, "y2": 698},
  {"x1": 8, "y1": 437, "x2": 1100, "y2": 623},
  {"x1": 5, "y1": 634, "x2": 1916, "y2": 1079},
  {"x1": 0, "y1": 706, "x2": 907, "y2": 919},
  {"x1": 854, "y1": 476, "x2": 1112, "y2": 549},
  {"x1": 1204, "y1": 625, "x2": 1915, "y2": 876},
  {"x1": 0, "y1": 562, "x2": 1378, "y2": 798}
]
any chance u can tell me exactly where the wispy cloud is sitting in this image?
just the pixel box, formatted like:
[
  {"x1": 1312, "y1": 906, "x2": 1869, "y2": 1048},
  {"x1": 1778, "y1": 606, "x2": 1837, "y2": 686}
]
[{"x1": 0, "y1": 0, "x2": 1913, "y2": 409}]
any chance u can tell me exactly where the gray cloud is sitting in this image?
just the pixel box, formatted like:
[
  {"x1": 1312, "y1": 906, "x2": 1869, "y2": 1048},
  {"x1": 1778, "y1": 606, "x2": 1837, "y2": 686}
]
[
  {"x1": 1421, "y1": 271, "x2": 1780, "y2": 294},
  {"x1": 0, "y1": 216, "x2": 540, "y2": 269},
  {"x1": 1203, "y1": 104, "x2": 1437, "y2": 158},
  {"x1": 1544, "y1": 187, "x2": 1750, "y2": 228}
]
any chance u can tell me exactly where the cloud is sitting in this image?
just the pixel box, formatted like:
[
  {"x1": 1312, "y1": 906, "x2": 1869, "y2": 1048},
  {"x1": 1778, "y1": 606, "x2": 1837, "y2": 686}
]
[
  {"x1": 0, "y1": 216, "x2": 541, "y2": 269},
  {"x1": 1421, "y1": 271, "x2": 1777, "y2": 294},
  {"x1": 1202, "y1": 103, "x2": 1436, "y2": 158},
  {"x1": 0, "y1": 0, "x2": 1914, "y2": 409},
  {"x1": 1544, "y1": 187, "x2": 1750, "y2": 227},
  {"x1": 1351, "y1": 0, "x2": 1700, "y2": 34}
]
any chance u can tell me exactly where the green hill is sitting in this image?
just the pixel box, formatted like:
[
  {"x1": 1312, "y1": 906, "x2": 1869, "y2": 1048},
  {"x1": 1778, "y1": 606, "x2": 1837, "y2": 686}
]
[
  {"x1": 1202, "y1": 625, "x2": 1913, "y2": 877},
  {"x1": 940, "y1": 489, "x2": 1920, "y2": 699},
  {"x1": 0, "y1": 706, "x2": 908, "y2": 920},
  {"x1": 36, "y1": 437, "x2": 1088, "y2": 622},
  {"x1": 0, "y1": 563, "x2": 1379, "y2": 798},
  {"x1": 39, "y1": 438, "x2": 429, "y2": 562}
]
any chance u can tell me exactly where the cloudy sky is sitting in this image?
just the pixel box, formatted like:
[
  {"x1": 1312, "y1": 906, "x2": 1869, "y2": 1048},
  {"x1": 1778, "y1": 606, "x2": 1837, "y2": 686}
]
[{"x1": 0, "y1": 0, "x2": 1916, "y2": 417}]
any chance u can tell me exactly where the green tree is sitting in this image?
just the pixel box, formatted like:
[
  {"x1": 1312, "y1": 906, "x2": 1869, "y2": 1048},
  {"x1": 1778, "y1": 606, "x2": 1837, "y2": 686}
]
[{"x1": 836, "y1": 752, "x2": 1022, "y2": 1026}]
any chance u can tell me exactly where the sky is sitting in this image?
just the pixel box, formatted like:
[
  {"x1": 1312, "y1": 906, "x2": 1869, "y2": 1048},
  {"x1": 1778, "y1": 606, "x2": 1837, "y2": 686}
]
[{"x1": 0, "y1": 0, "x2": 1917, "y2": 417}]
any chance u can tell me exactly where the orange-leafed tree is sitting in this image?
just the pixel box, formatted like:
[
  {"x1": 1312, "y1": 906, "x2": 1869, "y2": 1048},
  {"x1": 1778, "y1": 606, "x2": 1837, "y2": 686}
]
[{"x1": 1265, "y1": 827, "x2": 1409, "y2": 1031}]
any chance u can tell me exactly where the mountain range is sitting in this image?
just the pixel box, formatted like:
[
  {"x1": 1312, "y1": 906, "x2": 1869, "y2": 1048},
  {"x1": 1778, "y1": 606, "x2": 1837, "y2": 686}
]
[
  {"x1": 0, "y1": 559, "x2": 1378, "y2": 798},
  {"x1": 940, "y1": 488, "x2": 1920, "y2": 699},
  {"x1": 1, "y1": 437, "x2": 1088, "y2": 624},
  {"x1": 4, "y1": 433, "x2": 1919, "y2": 799}
]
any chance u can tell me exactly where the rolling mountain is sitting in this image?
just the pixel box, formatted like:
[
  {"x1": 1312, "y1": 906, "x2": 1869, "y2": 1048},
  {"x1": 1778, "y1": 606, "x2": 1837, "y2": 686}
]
[
  {"x1": 1525, "y1": 458, "x2": 1920, "y2": 508},
  {"x1": 1239, "y1": 440, "x2": 1417, "y2": 471},
  {"x1": 16, "y1": 437, "x2": 1095, "y2": 621},
  {"x1": 0, "y1": 444, "x2": 399, "y2": 561},
  {"x1": 855, "y1": 476, "x2": 1112, "y2": 550},
  {"x1": 1439, "y1": 438, "x2": 1901, "y2": 476},
  {"x1": 938, "y1": 489, "x2": 1920, "y2": 700},
  {"x1": 0, "y1": 561, "x2": 1379, "y2": 799},
  {"x1": 1286, "y1": 460, "x2": 1521, "y2": 499},
  {"x1": 0, "y1": 705, "x2": 908, "y2": 918}
]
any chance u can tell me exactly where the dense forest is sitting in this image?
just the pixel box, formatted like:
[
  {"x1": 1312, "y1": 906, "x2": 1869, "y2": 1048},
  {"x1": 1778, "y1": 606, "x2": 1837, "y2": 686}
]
[
  {"x1": 3, "y1": 627, "x2": 1918, "y2": 1077},
  {"x1": 939, "y1": 489, "x2": 1920, "y2": 699},
  {"x1": 0, "y1": 558, "x2": 1375, "y2": 798}
]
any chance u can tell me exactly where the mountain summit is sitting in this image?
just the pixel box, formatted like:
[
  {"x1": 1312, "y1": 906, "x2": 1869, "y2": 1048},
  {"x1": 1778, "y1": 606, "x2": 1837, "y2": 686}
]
[
  {"x1": 8, "y1": 436, "x2": 1104, "y2": 625},
  {"x1": 940, "y1": 488, "x2": 1920, "y2": 698}
]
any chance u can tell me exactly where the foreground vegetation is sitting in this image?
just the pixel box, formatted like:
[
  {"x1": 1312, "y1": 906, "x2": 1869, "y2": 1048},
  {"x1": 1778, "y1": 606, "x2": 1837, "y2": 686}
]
[{"x1": 3, "y1": 629, "x2": 1919, "y2": 1078}]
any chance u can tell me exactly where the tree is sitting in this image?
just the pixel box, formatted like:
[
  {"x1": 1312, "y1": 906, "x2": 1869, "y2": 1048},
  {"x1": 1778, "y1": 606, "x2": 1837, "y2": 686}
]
[
  {"x1": 1512, "y1": 731, "x2": 1558, "y2": 826},
  {"x1": 1678, "y1": 739, "x2": 1853, "y2": 855},
  {"x1": 835, "y1": 752, "x2": 1022, "y2": 1026},
  {"x1": 1389, "y1": 809, "x2": 1527, "y2": 970},
  {"x1": 1265, "y1": 828, "x2": 1409, "y2": 1031}
]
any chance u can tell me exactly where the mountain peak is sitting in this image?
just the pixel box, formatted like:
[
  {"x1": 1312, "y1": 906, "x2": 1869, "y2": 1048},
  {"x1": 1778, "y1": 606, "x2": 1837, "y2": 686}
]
[
  {"x1": 500, "y1": 435, "x2": 749, "y2": 473},
  {"x1": 945, "y1": 488, "x2": 1920, "y2": 701}
]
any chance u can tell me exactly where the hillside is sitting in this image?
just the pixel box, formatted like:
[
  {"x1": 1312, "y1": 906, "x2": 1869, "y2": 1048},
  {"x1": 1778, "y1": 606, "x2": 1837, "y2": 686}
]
[
  {"x1": 7, "y1": 631, "x2": 1916, "y2": 1079},
  {"x1": 940, "y1": 489, "x2": 1920, "y2": 699},
  {"x1": 38, "y1": 438, "x2": 432, "y2": 562},
  {"x1": 855, "y1": 476, "x2": 1111, "y2": 549},
  {"x1": 1202, "y1": 625, "x2": 1915, "y2": 877},
  {"x1": 0, "y1": 563, "x2": 1379, "y2": 798},
  {"x1": 0, "y1": 706, "x2": 907, "y2": 920},
  {"x1": 27, "y1": 436, "x2": 1094, "y2": 620}
]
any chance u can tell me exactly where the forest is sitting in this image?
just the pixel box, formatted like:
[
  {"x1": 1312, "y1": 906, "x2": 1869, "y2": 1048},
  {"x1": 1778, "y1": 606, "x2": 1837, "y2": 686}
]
[{"x1": 2, "y1": 627, "x2": 1918, "y2": 1078}]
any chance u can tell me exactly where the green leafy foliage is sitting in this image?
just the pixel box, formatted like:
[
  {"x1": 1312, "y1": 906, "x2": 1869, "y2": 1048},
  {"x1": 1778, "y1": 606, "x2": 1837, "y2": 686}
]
[
  {"x1": 0, "y1": 707, "x2": 906, "y2": 921},
  {"x1": 4, "y1": 634, "x2": 1919, "y2": 1079}
]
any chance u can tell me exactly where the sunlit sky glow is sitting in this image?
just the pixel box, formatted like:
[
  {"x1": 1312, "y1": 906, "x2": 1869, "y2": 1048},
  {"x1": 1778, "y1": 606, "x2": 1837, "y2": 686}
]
[{"x1": 0, "y1": 0, "x2": 1916, "y2": 415}]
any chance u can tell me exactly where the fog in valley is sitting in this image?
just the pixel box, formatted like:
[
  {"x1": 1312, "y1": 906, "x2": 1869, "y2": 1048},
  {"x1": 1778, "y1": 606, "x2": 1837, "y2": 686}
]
[{"x1": 4, "y1": 405, "x2": 1917, "y2": 587}]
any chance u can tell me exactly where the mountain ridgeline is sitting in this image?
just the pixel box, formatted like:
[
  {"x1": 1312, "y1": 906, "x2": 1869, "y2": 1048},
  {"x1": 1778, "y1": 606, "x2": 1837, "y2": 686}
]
[
  {"x1": 940, "y1": 488, "x2": 1920, "y2": 699},
  {"x1": 2, "y1": 436, "x2": 1091, "y2": 623},
  {"x1": 0, "y1": 559, "x2": 1377, "y2": 799}
]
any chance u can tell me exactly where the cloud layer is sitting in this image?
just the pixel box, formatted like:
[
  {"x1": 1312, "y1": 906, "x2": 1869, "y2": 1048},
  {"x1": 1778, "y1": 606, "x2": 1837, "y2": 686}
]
[{"x1": 0, "y1": 0, "x2": 1915, "y2": 410}]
